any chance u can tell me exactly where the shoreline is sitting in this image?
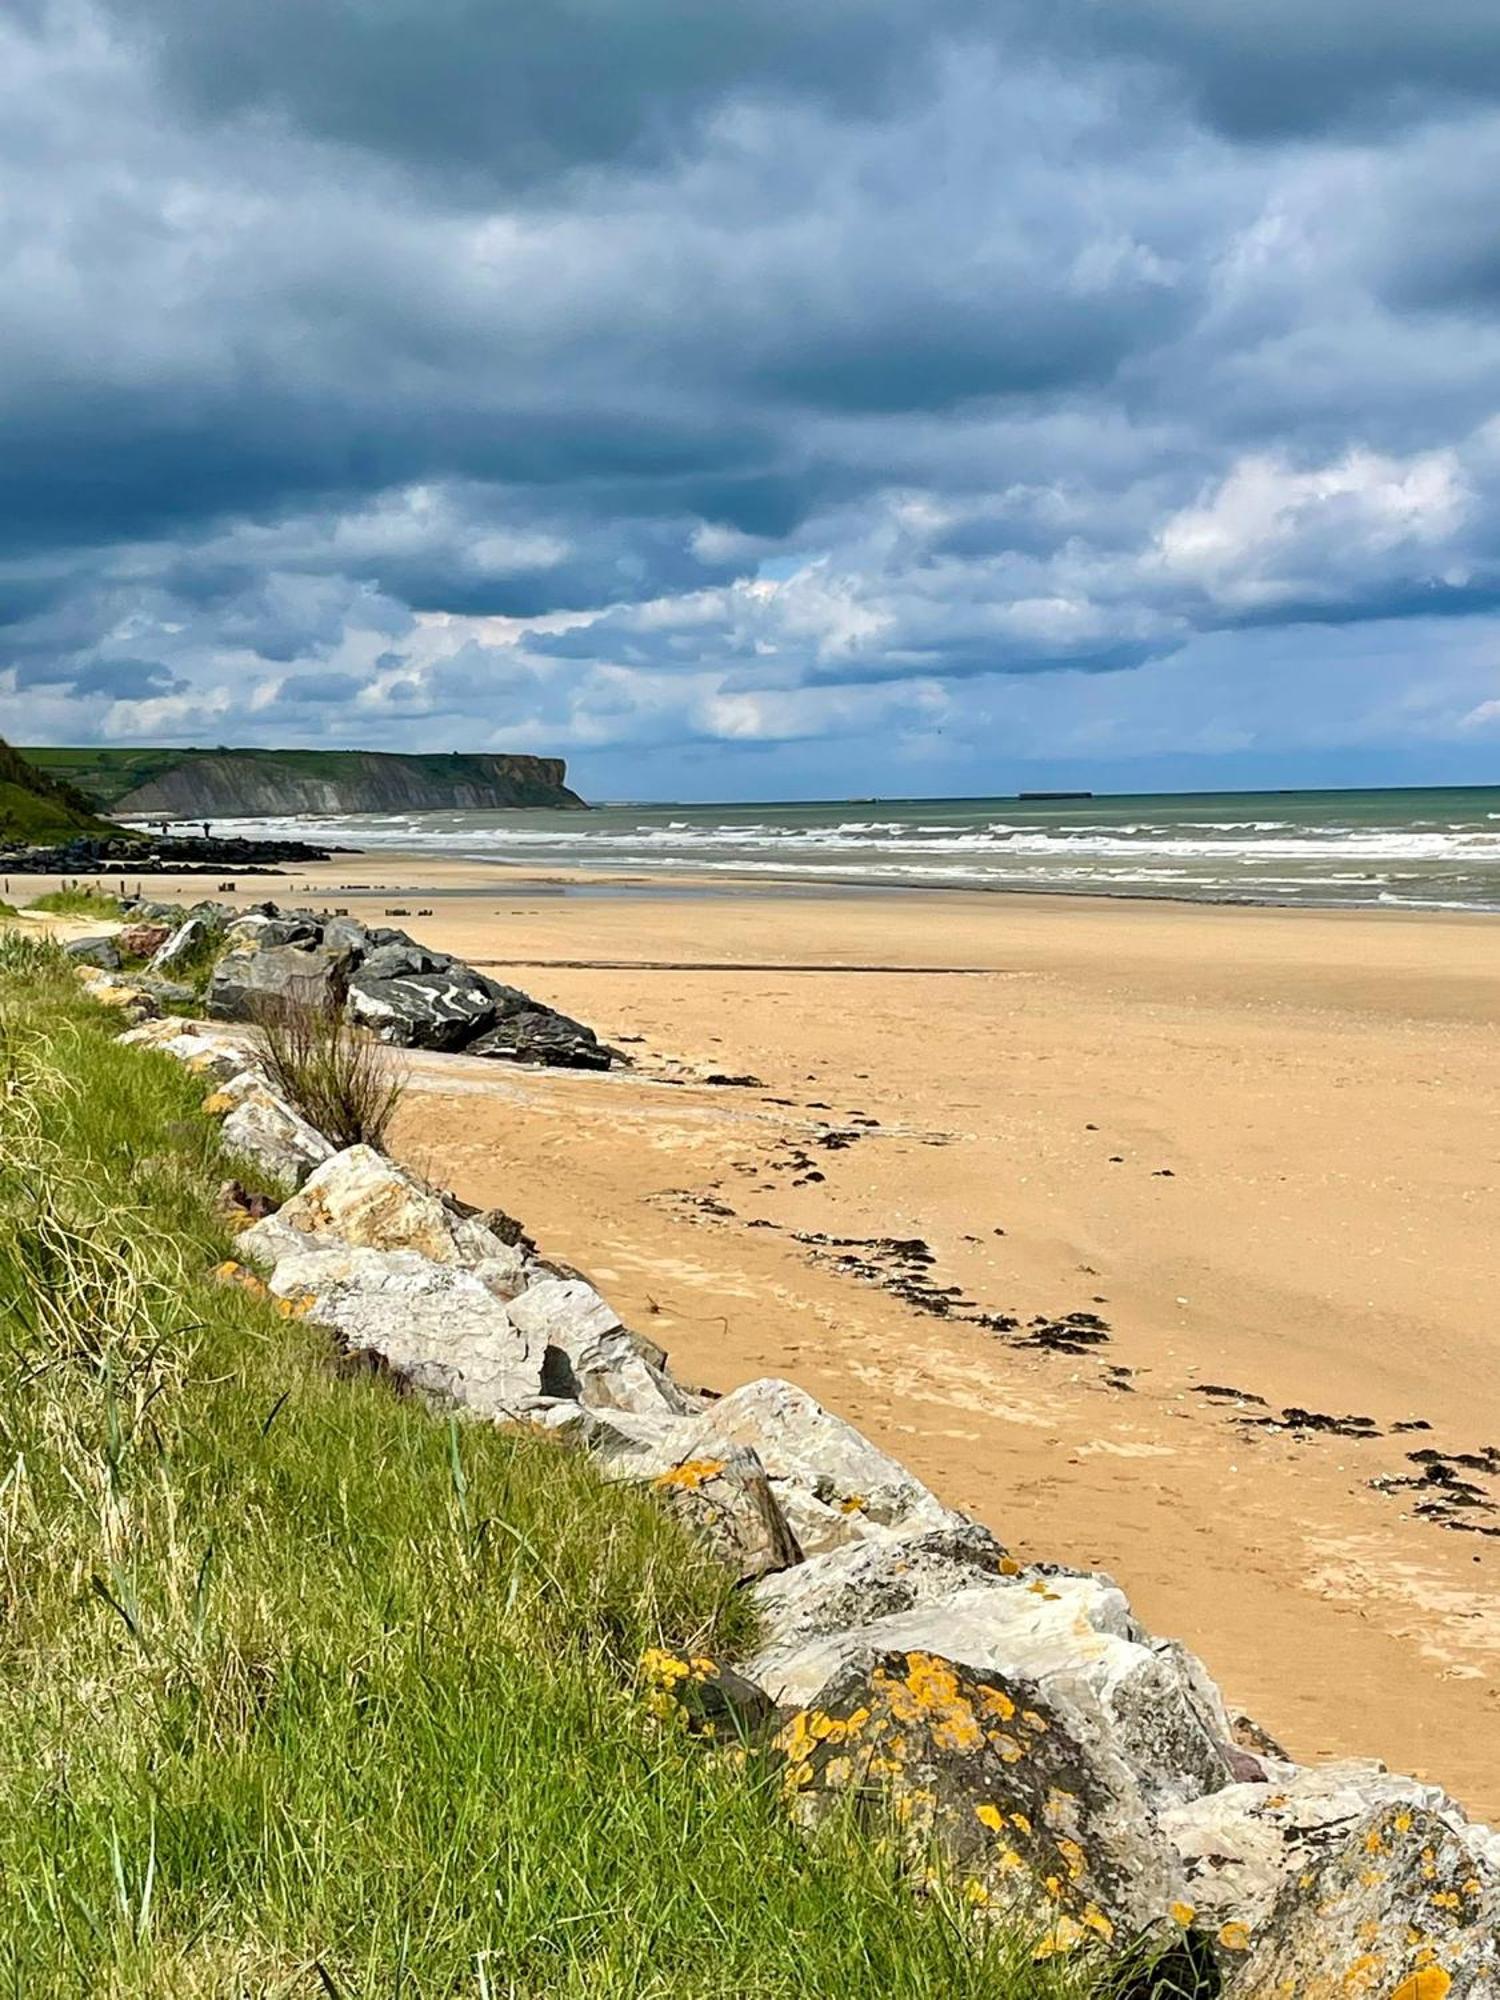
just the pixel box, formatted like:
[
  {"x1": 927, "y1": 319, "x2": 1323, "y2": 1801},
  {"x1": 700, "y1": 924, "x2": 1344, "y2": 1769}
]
[{"x1": 12, "y1": 851, "x2": 1500, "y2": 1815}]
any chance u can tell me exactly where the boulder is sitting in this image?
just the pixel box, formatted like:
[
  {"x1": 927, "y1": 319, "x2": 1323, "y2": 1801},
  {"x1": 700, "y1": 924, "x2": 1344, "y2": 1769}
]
[
  {"x1": 1163, "y1": 1764, "x2": 1472, "y2": 1947},
  {"x1": 747, "y1": 1572, "x2": 1234, "y2": 1814},
  {"x1": 148, "y1": 915, "x2": 213, "y2": 974},
  {"x1": 117, "y1": 922, "x2": 173, "y2": 959},
  {"x1": 117, "y1": 1016, "x2": 258, "y2": 1081},
  {"x1": 641, "y1": 1446, "x2": 803, "y2": 1583},
  {"x1": 639, "y1": 1648, "x2": 776, "y2": 1740},
  {"x1": 672, "y1": 1377, "x2": 965, "y2": 1556},
  {"x1": 203, "y1": 1073, "x2": 334, "y2": 1188},
  {"x1": 136, "y1": 976, "x2": 197, "y2": 1007},
  {"x1": 238, "y1": 1144, "x2": 527, "y2": 1291},
  {"x1": 321, "y1": 916, "x2": 374, "y2": 955},
  {"x1": 207, "y1": 941, "x2": 351, "y2": 1021},
  {"x1": 269, "y1": 1247, "x2": 546, "y2": 1419},
  {"x1": 467, "y1": 1006, "x2": 611, "y2": 1071},
  {"x1": 1223, "y1": 1801, "x2": 1500, "y2": 1991},
  {"x1": 76, "y1": 967, "x2": 156, "y2": 1018},
  {"x1": 508, "y1": 1275, "x2": 694, "y2": 1417},
  {"x1": 358, "y1": 940, "x2": 449, "y2": 981},
  {"x1": 776, "y1": 1647, "x2": 1186, "y2": 1948},
  {"x1": 345, "y1": 961, "x2": 497, "y2": 1050},
  {"x1": 64, "y1": 934, "x2": 121, "y2": 970},
  {"x1": 750, "y1": 1522, "x2": 1017, "y2": 1656},
  {"x1": 222, "y1": 913, "x2": 322, "y2": 949}
]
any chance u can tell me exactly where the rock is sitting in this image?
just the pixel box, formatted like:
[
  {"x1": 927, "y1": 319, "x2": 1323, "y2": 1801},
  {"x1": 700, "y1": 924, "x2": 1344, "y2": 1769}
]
[
  {"x1": 222, "y1": 913, "x2": 322, "y2": 949},
  {"x1": 320, "y1": 916, "x2": 373, "y2": 955},
  {"x1": 639, "y1": 1647, "x2": 777, "y2": 1739},
  {"x1": 467, "y1": 1005, "x2": 610, "y2": 1070},
  {"x1": 1223, "y1": 1800, "x2": 1500, "y2": 1991},
  {"x1": 508, "y1": 1275, "x2": 694, "y2": 1417},
  {"x1": 117, "y1": 922, "x2": 173, "y2": 959},
  {"x1": 203, "y1": 1073, "x2": 334, "y2": 1188},
  {"x1": 673, "y1": 1377, "x2": 965, "y2": 1555},
  {"x1": 749, "y1": 1522, "x2": 1017, "y2": 1658},
  {"x1": 345, "y1": 961, "x2": 497, "y2": 1050},
  {"x1": 207, "y1": 941, "x2": 351, "y2": 1021},
  {"x1": 238, "y1": 1144, "x2": 527, "y2": 1290},
  {"x1": 148, "y1": 915, "x2": 213, "y2": 974},
  {"x1": 641, "y1": 1447, "x2": 803, "y2": 1582},
  {"x1": 77, "y1": 967, "x2": 157, "y2": 1017},
  {"x1": 269, "y1": 1247, "x2": 546, "y2": 1418},
  {"x1": 117, "y1": 1016, "x2": 258, "y2": 1081},
  {"x1": 1164, "y1": 1764, "x2": 1496, "y2": 1955},
  {"x1": 776, "y1": 1647, "x2": 1186, "y2": 1948},
  {"x1": 747, "y1": 1571, "x2": 1234, "y2": 1813},
  {"x1": 358, "y1": 939, "x2": 448, "y2": 981},
  {"x1": 136, "y1": 976, "x2": 197, "y2": 1006},
  {"x1": 64, "y1": 934, "x2": 121, "y2": 970}
]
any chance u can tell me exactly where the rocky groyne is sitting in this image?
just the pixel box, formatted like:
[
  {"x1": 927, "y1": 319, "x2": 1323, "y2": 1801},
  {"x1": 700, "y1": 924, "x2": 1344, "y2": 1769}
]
[{"x1": 69, "y1": 925, "x2": 1500, "y2": 1991}]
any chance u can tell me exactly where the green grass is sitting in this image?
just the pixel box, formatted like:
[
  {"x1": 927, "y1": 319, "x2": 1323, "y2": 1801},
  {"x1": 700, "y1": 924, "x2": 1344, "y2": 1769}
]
[
  {"x1": 0, "y1": 741, "x2": 122, "y2": 841},
  {"x1": 0, "y1": 948, "x2": 1183, "y2": 1999},
  {"x1": 26, "y1": 886, "x2": 127, "y2": 919}
]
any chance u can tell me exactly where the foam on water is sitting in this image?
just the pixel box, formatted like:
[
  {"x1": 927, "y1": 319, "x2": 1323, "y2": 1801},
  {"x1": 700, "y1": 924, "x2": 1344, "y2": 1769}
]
[{"x1": 201, "y1": 785, "x2": 1500, "y2": 912}]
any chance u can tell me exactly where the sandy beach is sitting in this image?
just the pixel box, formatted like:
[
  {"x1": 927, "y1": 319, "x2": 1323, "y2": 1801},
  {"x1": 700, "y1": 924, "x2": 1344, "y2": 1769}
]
[{"x1": 20, "y1": 853, "x2": 1500, "y2": 1817}]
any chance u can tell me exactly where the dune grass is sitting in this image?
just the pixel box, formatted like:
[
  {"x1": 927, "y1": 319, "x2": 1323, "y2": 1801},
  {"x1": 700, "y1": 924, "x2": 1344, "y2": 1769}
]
[
  {"x1": 0, "y1": 946, "x2": 1196, "y2": 1999},
  {"x1": 25, "y1": 884, "x2": 127, "y2": 919}
]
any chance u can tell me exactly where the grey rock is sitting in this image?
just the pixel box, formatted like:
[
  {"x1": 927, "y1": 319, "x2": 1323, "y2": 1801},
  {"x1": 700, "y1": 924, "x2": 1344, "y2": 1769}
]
[
  {"x1": 136, "y1": 976, "x2": 197, "y2": 1005},
  {"x1": 222, "y1": 913, "x2": 321, "y2": 949},
  {"x1": 466, "y1": 1007, "x2": 610, "y2": 1071},
  {"x1": 675, "y1": 1377, "x2": 965, "y2": 1555},
  {"x1": 65, "y1": 934, "x2": 121, "y2": 970},
  {"x1": 508, "y1": 1275, "x2": 694, "y2": 1417},
  {"x1": 748, "y1": 1572, "x2": 1234, "y2": 1814},
  {"x1": 269, "y1": 1246, "x2": 546, "y2": 1419},
  {"x1": 207, "y1": 941, "x2": 351, "y2": 1020},
  {"x1": 750, "y1": 1523, "x2": 1015, "y2": 1656},
  {"x1": 1223, "y1": 1801, "x2": 1500, "y2": 1990},
  {"x1": 345, "y1": 962, "x2": 496, "y2": 1049},
  {"x1": 207, "y1": 1074, "x2": 335, "y2": 1188},
  {"x1": 1163, "y1": 1764, "x2": 1462, "y2": 1941},
  {"x1": 776, "y1": 1646, "x2": 1186, "y2": 1947},
  {"x1": 358, "y1": 940, "x2": 449, "y2": 981},
  {"x1": 320, "y1": 916, "x2": 373, "y2": 955},
  {"x1": 640, "y1": 1445, "x2": 803, "y2": 1583}
]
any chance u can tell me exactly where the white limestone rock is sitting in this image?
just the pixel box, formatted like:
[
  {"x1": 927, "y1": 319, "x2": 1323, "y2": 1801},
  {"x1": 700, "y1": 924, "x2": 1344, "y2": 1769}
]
[
  {"x1": 271, "y1": 1246, "x2": 545, "y2": 1418},
  {"x1": 675, "y1": 1377, "x2": 966, "y2": 1555},
  {"x1": 204, "y1": 1074, "x2": 334, "y2": 1188},
  {"x1": 507, "y1": 1275, "x2": 695, "y2": 1417},
  {"x1": 238, "y1": 1144, "x2": 527, "y2": 1291}
]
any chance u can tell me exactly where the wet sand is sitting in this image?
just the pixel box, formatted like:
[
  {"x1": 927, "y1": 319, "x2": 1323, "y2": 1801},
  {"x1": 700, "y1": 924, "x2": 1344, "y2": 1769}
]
[{"x1": 22, "y1": 854, "x2": 1500, "y2": 1816}]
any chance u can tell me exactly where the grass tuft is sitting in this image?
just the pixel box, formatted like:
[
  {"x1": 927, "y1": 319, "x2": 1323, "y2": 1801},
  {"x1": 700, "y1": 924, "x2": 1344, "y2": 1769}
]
[
  {"x1": 253, "y1": 993, "x2": 407, "y2": 1149},
  {"x1": 26, "y1": 884, "x2": 127, "y2": 919}
]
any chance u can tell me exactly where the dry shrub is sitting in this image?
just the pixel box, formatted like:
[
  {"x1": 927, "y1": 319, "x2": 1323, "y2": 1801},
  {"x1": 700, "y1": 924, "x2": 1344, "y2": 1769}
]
[{"x1": 251, "y1": 992, "x2": 406, "y2": 1150}]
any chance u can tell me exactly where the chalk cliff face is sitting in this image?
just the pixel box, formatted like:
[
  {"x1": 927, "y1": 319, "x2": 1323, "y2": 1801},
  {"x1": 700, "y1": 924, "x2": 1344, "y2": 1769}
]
[{"x1": 112, "y1": 750, "x2": 585, "y2": 816}]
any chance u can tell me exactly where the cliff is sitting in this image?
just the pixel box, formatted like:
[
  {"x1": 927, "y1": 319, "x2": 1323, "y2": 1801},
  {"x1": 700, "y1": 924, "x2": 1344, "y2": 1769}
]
[{"x1": 23, "y1": 746, "x2": 586, "y2": 816}]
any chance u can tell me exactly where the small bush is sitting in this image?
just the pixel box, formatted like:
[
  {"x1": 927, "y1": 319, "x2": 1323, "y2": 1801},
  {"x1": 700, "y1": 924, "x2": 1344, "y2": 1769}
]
[
  {"x1": 254, "y1": 991, "x2": 406, "y2": 1148},
  {"x1": 27, "y1": 884, "x2": 126, "y2": 918}
]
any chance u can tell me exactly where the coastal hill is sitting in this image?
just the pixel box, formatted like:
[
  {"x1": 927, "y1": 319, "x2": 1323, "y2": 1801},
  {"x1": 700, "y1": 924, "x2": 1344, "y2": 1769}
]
[
  {"x1": 23, "y1": 745, "x2": 586, "y2": 817},
  {"x1": 0, "y1": 737, "x2": 121, "y2": 842}
]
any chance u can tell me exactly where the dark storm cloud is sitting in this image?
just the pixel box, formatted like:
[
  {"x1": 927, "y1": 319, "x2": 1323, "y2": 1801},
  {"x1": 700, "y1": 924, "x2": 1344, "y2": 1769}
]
[{"x1": 8, "y1": 0, "x2": 1500, "y2": 778}]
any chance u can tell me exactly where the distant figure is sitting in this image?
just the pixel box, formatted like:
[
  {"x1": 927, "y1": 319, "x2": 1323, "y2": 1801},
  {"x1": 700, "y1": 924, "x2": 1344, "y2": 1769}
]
[{"x1": 202, "y1": 822, "x2": 211, "y2": 839}]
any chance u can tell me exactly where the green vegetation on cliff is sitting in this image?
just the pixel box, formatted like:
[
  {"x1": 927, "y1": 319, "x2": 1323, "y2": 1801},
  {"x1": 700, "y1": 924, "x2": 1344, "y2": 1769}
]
[
  {"x1": 0, "y1": 738, "x2": 121, "y2": 842},
  {"x1": 0, "y1": 947, "x2": 1170, "y2": 1998},
  {"x1": 24, "y1": 745, "x2": 586, "y2": 815}
]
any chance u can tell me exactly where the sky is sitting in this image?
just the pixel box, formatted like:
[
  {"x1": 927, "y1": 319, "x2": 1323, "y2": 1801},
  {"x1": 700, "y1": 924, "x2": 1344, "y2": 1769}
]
[{"x1": 6, "y1": 1, "x2": 1500, "y2": 801}]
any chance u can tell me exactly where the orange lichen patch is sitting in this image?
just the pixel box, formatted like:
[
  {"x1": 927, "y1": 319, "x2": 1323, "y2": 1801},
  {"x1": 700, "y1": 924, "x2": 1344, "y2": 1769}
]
[
  {"x1": 1021, "y1": 1710, "x2": 1049, "y2": 1734},
  {"x1": 1365, "y1": 1825, "x2": 1389, "y2": 1855},
  {"x1": 975, "y1": 1685, "x2": 1017, "y2": 1723},
  {"x1": 1055, "y1": 1837, "x2": 1086, "y2": 1881},
  {"x1": 975, "y1": 1803, "x2": 1006, "y2": 1833},
  {"x1": 837, "y1": 1494, "x2": 868, "y2": 1515},
  {"x1": 873, "y1": 1654, "x2": 986, "y2": 1755},
  {"x1": 1393, "y1": 1810, "x2": 1415, "y2": 1834},
  {"x1": 961, "y1": 1878, "x2": 991, "y2": 1908},
  {"x1": 1169, "y1": 1901, "x2": 1196, "y2": 1928},
  {"x1": 201, "y1": 1090, "x2": 234, "y2": 1115},
  {"x1": 653, "y1": 1458, "x2": 726, "y2": 1492},
  {"x1": 1027, "y1": 1580, "x2": 1061, "y2": 1601},
  {"x1": 212, "y1": 1259, "x2": 270, "y2": 1300},
  {"x1": 1429, "y1": 1890, "x2": 1461, "y2": 1911},
  {"x1": 998, "y1": 1555, "x2": 1022, "y2": 1576},
  {"x1": 274, "y1": 1294, "x2": 314, "y2": 1318},
  {"x1": 1033, "y1": 1915, "x2": 1087, "y2": 1959},
  {"x1": 1217, "y1": 1922, "x2": 1252, "y2": 1953},
  {"x1": 1080, "y1": 1906, "x2": 1113, "y2": 1942},
  {"x1": 1010, "y1": 1812, "x2": 1032, "y2": 1834},
  {"x1": 1390, "y1": 1972, "x2": 1452, "y2": 2000}
]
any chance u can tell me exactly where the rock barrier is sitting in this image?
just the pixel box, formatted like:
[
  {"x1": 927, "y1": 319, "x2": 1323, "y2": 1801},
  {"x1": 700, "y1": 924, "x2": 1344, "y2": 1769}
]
[{"x1": 100, "y1": 990, "x2": 1500, "y2": 1990}]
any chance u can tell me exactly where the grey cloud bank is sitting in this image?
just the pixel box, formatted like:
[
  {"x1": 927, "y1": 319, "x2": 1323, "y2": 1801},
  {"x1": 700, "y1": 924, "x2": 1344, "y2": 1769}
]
[{"x1": 5, "y1": 0, "x2": 1500, "y2": 798}]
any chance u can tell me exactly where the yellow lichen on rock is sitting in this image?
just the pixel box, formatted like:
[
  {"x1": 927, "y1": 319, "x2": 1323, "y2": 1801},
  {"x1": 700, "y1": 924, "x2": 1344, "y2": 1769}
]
[
  {"x1": 652, "y1": 1458, "x2": 727, "y2": 1492},
  {"x1": 1389, "y1": 1971, "x2": 1452, "y2": 2000}
]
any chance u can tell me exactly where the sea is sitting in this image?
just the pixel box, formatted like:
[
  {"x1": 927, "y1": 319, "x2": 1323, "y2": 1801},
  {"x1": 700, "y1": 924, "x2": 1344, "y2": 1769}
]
[{"x1": 209, "y1": 785, "x2": 1500, "y2": 912}]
